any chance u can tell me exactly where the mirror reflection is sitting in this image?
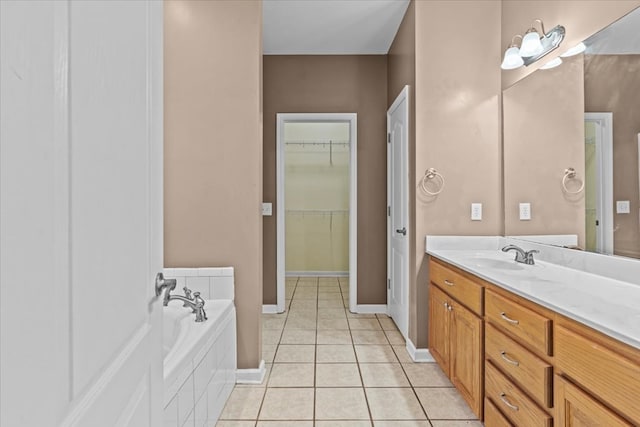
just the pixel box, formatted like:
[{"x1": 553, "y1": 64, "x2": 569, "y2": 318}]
[{"x1": 503, "y1": 7, "x2": 640, "y2": 259}]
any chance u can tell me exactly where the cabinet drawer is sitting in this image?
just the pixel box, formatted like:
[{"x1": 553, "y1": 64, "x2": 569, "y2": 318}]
[
  {"x1": 485, "y1": 362, "x2": 552, "y2": 427},
  {"x1": 484, "y1": 397, "x2": 514, "y2": 427},
  {"x1": 555, "y1": 375, "x2": 632, "y2": 426},
  {"x1": 555, "y1": 325, "x2": 640, "y2": 423},
  {"x1": 485, "y1": 290, "x2": 551, "y2": 356},
  {"x1": 485, "y1": 323, "x2": 552, "y2": 408},
  {"x1": 430, "y1": 259, "x2": 483, "y2": 315}
]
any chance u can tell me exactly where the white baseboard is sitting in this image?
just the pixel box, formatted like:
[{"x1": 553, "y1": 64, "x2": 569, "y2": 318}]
[
  {"x1": 355, "y1": 304, "x2": 387, "y2": 314},
  {"x1": 262, "y1": 305, "x2": 280, "y2": 314},
  {"x1": 236, "y1": 360, "x2": 266, "y2": 385},
  {"x1": 286, "y1": 271, "x2": 349, "y2": 277},
  {"x1": 406, "y1": 339, "x2": 435, "y2": 363}
]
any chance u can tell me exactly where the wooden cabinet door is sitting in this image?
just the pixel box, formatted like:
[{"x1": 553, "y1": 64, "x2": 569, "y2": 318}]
[
  {"x1": 450, "y1": 299, "x2": 484, "y2": 418},
  {"x1": 555, "y1": 375, "x2": 632, "y2": 427},
  {"x1": 429, "y1": 284, "x2": 451, "y2": 375}
]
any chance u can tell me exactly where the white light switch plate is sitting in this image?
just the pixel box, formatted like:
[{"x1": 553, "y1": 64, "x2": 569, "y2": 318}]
[
  {"x1": 616, "y1": 200, "x2": 630, "y2": 214},
  {"x1": 262, "y1": 202, "x2": 272, "y2": 216},
  {"x1": 519, "y1": 203, "x2": 531, "y2": 220},
  {"x1": 471, "y1": 203, "x2": 482, "y2": 221}
]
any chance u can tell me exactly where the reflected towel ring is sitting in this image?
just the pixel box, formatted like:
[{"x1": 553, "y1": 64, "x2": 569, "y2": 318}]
[
  {"x1": 562, "y1": 167, "x2": 584, "y2": 194},
  {"x1": 420, "y1": 168, "x2": 445, "y2": 195}
]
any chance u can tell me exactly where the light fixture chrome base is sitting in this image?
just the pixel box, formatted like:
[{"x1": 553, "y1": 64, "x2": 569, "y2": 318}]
[{"x1": 522, "y1": 25, "x2": 565, "y2": 66}]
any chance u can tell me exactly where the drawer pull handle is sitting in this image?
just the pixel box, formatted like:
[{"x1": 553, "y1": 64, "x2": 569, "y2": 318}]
[
  {"x1": 500, "y1": 312, "x2": 520, "y2": 325},
  {"x1": 444, "y1": 279, "x2": 454, "y2": 286},
  {"x1": 499, "y1": 393, "x2": 519, "y2": 411},
  {"x1": 500, "y1": 351, "x2": 520, "y2": 366}
]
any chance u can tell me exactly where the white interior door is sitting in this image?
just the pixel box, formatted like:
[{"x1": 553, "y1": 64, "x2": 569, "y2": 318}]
[
  {"x1": 387, "y1": 86, "x2": 410, "y2": 338},
  {"x1": 585, "y1": 113, "x2": 613, "y2": 255},
  {"x1": 0, "y1": 2, "x2": 163, "y2": 426}
]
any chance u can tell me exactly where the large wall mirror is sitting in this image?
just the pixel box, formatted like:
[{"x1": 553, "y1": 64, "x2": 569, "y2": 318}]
[{"x1": 503, "y1": 7, "x2": 640, "y2": 259}]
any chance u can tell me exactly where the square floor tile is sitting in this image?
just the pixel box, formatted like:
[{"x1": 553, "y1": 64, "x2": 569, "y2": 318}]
[
  {"x1": 216, "y1": 421, "x2": 256, "y2": 427},
  {"x1": 262, "y1": 344, "x2": 277, "y2": 363},
  {"x1": 429, "y1": 422, "x2": 483, "y2": 427},
  {"x1": 259, "y1": 388, "x2": 314, "y2": 420},
  {"x1": 316, "y1": 422, "x2": 372, "y2": 427},
  {"x1": 318, "y1": 292, "x2": 343, "y2": 300},
  {"x1": 318, "y1": 298, "x2": 345, "y2": 308},
  {"x1": 392, "y1": 345, "x2": 414, "y2": 363},
  {"x1": 365, "y1": 388, "x2": 426, "y2": 420},
  {"x1": 256, "y1": 422, "x2": 313, "y2": 427},
  {"x1": 290, "y1": 299, "x2": 318, "y2": 309},
  {"x1": 316, "y1": 344, "x2": 357, "y2": 363},
  {"x1": 220, "y1": 387, "x2": 266, "y2": 420},
  {"x1": 263, "y1": 329, "x2": 283, "y2": 345},
  {"x1": 373, "y1": 422, "x2": 430, "y2": 427},
  {"x1": 262, "y1": 315, "x2": 287, "y2": 330},
  {"x1": 268, "y1": 363, "x2": 314, "y2": 387},
  {"x1": 348, "y1": 318, "x2": 382, "y2": 330},
  {"x1": 318, "y1": 308, "x2": 347, "y2": 319},
  {"x1": 281, "y1": 329, "x2": 316, "y2": 344},
  {"x1": 346, "y1": 312, "x2": 376, "y2": 319},
  {"x1": 317, "y1": 317, "x2": 349, "y2": 330},
  {"x1": 315, "y1": 388, "x2": 370, "y2": 420},
  {"x1": 402, "y1": 363, "x2": 452, "y2": 387},
  {"x1": 274, "y1": 345, "x2": 316, "y2": 363},
  {"x1": 376, "y1": 316, "x2": 399, "y2": 331},
  {"x1": 415, "y1": 387, "x2": 477, "y2": 420},
  {"x1": 354, "y1": 345, "x2": 398, "y2": 363},
  {"x1": 384, "y1": 330, "x2": 405, "y2": 345},
  {"x1": 284, "y1": 316, "x2": 317, "y2": 330},
  {"x1": 351, "y1": 330, "x2": 388, "y2": 345},
  {"x1": 316, "y1": 363, "x2": 362, "y2": 387},
  {"x1": 359, "y1": 363, "x2": 410, "y2": 387},
  {"x1": 317, "y1": 329, "x2": 352, "y2": 344}
]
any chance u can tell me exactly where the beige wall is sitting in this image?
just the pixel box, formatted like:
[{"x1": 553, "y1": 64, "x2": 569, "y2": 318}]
[
  {"x1": 501, "y1": 1, "x2": 640, "y2": 89},
  {"x1": 387, "y1": 1, "x2": 418, "y2": 344},
  {"x1": 391, "y1": 1, "x2": 504, "y2": 348},
  {"x1": 503, "y1": 55, "x2": 586, "y2": 243},
  {"x1": 263, "y1": 55, "x2": 388, "y2": 305},
  {"x1": 585, "y1": 54, "x2": 640, "y2": 258},
  {"x1": 164, "y1": 0, "x2": 263, "y2": 369}
]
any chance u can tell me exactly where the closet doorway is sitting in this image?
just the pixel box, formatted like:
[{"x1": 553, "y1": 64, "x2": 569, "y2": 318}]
[{"x1": 276, "y1": 113, "x2": 357, "y2": 313}]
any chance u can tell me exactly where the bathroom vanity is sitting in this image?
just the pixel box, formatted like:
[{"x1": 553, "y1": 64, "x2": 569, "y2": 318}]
[{"x1": 426, "y1": 237, "x2": 640, "y2": 426}]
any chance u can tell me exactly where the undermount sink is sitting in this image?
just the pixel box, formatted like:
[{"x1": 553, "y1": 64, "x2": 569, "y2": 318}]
[{"x1": 467, "y1": 257, "x2": 525, "y2": 271}]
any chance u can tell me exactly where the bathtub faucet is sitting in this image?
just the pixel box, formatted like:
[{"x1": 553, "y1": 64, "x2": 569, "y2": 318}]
[
  {"x1": 501, "y1": 244, "x2": 539, "y2": 265},
  {"x1": 166, "y1": 291, "x2": 208, "y2": 323}
]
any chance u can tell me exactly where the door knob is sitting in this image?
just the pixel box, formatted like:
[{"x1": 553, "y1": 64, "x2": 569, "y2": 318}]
[{"x1": 395, "y1": 227, "x2": 407, "y2": 236}]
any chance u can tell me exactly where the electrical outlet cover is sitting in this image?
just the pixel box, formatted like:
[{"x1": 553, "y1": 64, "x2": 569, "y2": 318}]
[
  {"x1": 519, "y1": 203, "x2": 531, "y2": 220},
  {"x1": 471, "y1": 203, "x2": 482, "y2": 221},
  {"x1": 616, "y1": 200, "x2": 630, "y2": 214}
]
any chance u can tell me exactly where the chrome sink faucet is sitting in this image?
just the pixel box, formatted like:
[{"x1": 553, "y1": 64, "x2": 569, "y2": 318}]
[{"x1": 502, "y1": 244, "x2": 539, "y2": 265}]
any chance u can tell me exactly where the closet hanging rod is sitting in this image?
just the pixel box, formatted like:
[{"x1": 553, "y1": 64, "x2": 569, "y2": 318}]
[{"x1": 285, "y1": 140, "x2": 350, "y2": 146}]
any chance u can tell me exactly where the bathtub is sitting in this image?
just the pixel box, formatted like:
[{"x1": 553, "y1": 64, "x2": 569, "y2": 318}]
[{"x1": 162, "y1": 267, "x2": 236, "y2": 427}]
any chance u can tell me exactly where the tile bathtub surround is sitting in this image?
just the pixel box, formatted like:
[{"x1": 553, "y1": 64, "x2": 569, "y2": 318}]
[
  {"x1": 164, "y1": 267, "x2": 235, "y2": 300},
  {"x1": 217, "y1": 277, "x2": 479, "y2": 426}
]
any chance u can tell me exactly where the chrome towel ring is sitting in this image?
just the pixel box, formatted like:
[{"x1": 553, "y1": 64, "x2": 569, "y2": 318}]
[
  {"x1": 420, "y1": 168, "x2": 445, "y2": 195},
  {"x1": 562, "y1": 167, "x2": 584, "y2": 194}
]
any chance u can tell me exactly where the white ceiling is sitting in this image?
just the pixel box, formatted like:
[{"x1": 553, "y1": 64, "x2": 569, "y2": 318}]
[
  {"x1": 263, "y1": 0, "x2": 410, "y2": 55},
  {"x1": 585, "y1": 6, "x2": 640, "y2": 54}
]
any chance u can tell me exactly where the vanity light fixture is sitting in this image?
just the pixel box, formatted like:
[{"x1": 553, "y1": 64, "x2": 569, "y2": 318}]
[
  {"x1": 501, "y1": 19, "x2": 566, "y2": 70},
  {"x1": 560, "y1": 42, "x2": 586, "y2": 57},
  {"x1": 501, "y1": 35, "x2": 525, "y2": 70},
  {"x1": 540, "y1": 57, "x2": 563, "y2": 70}
]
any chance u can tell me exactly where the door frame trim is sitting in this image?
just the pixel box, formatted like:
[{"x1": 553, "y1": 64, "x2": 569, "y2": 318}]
[
  {"x1": 585, "y1": 112, "x2": 613, "y2": 254},
  {"x1": 387, "y1": 85, "x2": 410, "y2": 338},
  {"x1": 276, "y1": 113, "x2": 358, "y2": 313}
]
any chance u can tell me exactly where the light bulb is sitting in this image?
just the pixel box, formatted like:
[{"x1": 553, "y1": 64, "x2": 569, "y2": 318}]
[
  {"x1": 501, "y1": 46, "x2": 524, "y2": 70},
  {"x1": 560, "y1": 42, "x2": 586, "y2": 57},
  {"x1": 520, "y1": 30, "x2": 543, "y2": 57},
  {"x1": 540, "y1": 57, "x2": 563, "y2": 70}
]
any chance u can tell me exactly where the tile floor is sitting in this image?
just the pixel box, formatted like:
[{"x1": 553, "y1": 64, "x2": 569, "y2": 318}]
[{"x1": 217, "y1": 277, "x2": 482, "y2": 427}]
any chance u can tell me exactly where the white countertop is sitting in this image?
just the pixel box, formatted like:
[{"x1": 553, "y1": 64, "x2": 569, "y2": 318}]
[{"x1": 425, "y1": 236, "x2": 640, "y2": 351}]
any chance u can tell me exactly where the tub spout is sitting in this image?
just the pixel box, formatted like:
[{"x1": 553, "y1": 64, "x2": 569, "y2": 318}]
[{"x1": 167, "y1": 293, "x2": 208, "y2": 322}]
